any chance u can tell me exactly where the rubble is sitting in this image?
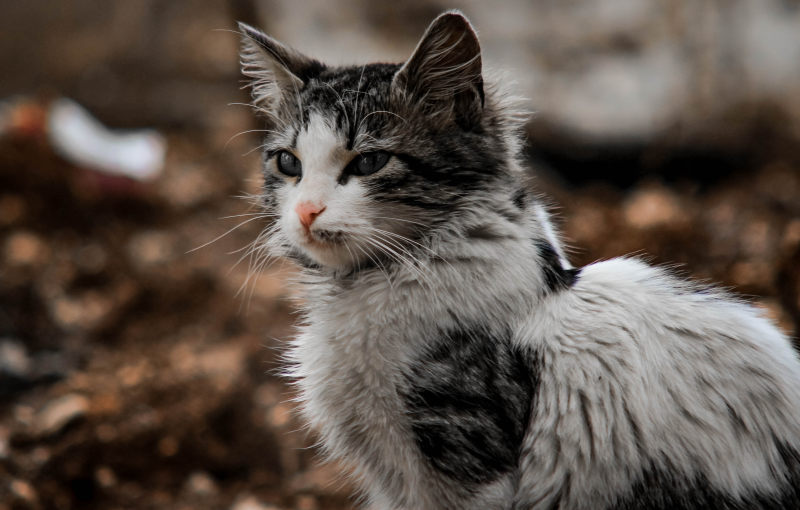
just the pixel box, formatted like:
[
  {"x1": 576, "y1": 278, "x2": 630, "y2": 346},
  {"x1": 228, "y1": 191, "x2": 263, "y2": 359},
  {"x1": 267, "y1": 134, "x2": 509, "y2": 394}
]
[{"x1": 34, "y1": 394, "x2": 89, "y2": 437}]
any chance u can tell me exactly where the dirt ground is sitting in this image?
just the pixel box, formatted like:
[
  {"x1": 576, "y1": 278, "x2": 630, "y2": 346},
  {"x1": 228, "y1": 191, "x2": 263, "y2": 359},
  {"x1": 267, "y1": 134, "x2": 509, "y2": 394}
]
[{"x1": 1, "y1": 3, "x2": 799, "y2": 510}]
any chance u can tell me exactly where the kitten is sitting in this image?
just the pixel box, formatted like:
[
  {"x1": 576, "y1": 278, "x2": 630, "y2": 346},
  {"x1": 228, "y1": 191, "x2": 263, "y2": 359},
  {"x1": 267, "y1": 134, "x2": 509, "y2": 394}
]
[{"x1": 238, "y1": 11, "x2": 800, "y2": 510}]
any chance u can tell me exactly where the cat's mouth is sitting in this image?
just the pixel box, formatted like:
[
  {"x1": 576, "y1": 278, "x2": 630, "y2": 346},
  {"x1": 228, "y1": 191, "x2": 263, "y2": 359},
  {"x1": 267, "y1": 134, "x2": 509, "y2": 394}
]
[
  {"x1": 300, "y1": 228, "x2": 350, "y2": 253},
  {"x1": 308, "y1": 229, "x2": 346, "y2": 244},
  {"x1": 296, "y1": 228, "x2": 365, "y2": 269}
]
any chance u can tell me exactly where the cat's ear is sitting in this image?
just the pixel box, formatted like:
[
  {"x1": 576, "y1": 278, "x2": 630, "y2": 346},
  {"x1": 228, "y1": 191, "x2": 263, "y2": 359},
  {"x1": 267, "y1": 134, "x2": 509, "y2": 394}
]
[
  {"x1": 393, "y1": 11, "x2": 484, "y2": 127},
  {"x1": 238, "y1": 22, "x2": 324, "y2": 112}
]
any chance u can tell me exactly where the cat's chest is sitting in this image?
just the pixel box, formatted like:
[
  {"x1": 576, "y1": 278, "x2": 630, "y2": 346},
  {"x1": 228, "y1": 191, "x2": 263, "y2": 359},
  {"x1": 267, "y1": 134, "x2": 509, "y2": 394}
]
[
  {"x1": 295, "y1": 285, "x2": 539, "y2": 495},
  {"x1": 293, "y1": 286, "x2": 429, "y2": 494},
  {"x1": 298, "y1": 285, "x2": 426, "y2": 404}
]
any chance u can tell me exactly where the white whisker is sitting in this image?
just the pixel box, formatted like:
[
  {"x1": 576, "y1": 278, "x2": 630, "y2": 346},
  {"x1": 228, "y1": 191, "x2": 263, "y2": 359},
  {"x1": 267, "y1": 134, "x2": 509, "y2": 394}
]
[{"x1": 187, "y1": 216, "x2": 265, "y2": 254}]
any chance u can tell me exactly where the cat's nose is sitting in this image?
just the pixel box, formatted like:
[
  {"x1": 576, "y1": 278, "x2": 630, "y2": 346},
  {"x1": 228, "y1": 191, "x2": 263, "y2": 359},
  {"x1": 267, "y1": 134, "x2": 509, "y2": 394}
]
[{"x1": 295, "y1": 201, "x2": 326, "y2": 230}]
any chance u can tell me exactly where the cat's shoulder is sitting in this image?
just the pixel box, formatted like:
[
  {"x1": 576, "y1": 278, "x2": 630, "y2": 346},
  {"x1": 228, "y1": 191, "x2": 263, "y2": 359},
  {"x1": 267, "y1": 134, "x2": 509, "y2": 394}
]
[{"x1": 518, "y1": 255, "x2": 800, "y2": 397}]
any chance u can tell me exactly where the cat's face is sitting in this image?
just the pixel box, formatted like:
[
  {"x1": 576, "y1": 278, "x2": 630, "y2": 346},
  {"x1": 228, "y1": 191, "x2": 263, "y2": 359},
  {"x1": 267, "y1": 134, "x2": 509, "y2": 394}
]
[
  {"x1": 240, "y1": 12, "x2": 521, "y2": 272},
  {"x1": 256, "y1": 64, "x2": 424, "y2": 270}
]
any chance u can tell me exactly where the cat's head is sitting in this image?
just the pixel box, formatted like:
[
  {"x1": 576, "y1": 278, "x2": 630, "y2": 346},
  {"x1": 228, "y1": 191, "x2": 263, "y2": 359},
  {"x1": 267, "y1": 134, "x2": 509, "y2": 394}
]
[{"x1": 239, "y1": 11, "x2": 527, "y2": 273}]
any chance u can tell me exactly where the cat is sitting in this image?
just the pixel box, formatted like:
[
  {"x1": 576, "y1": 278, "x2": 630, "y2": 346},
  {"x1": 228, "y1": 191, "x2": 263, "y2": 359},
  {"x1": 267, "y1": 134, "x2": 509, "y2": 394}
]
[{"x1": 238, "y1": 10, "x2": 800, "y2": 510}]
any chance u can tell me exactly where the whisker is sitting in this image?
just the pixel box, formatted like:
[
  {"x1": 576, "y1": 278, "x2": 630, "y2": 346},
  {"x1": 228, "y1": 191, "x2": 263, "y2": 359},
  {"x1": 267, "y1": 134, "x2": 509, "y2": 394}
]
[
  {"x1": 219, "y1": 212, "x2": 276, "y2": 220},
  {"x1": 187, "y1": 216, "x2": 265, "y2": 254},
  {"x1": 224, "y1": 128, "x2": 281, "y2": 149},
  {"x1": 364, "y1": 233, "x2": 435, "y2": 290},
  {"x1": 358, "y1": 238, "x2": 396, "y2": 291},
  {"x1": 371, "y1": 216, "x2": 429, "y2": 228},
  {"x1": 360, "y1": 110, "x2": 408, "y2": 124}
]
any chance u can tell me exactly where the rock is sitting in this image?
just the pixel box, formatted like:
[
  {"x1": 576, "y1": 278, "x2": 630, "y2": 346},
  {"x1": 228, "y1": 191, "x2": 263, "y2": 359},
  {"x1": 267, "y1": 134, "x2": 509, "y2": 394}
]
[
  {"x1": 266, "y1": 403, "x2": 293, "y2": 429},
  {"x1": 230, "y1": 494, "x2": 280, "y2": 510},
  {"x1": 4, "y1": 230, "x2": 48, "y2": 266},
  {"x1": 0, "y1": 341, "x2": 67, "y2": 392},
  {"x1": 197, "y1": 343, "x2": 245, "y2": 389},
  {"x1": 50, "y1": 290, "x2": 115, "y2": 332},
  {"x1": 9, "y1": 479, "x2": 38, "y2": 505},
  {"x1": 158, "y1": 163, "x2": 217, "y2": 208},
  {"x1": 0, "y1": 338, "x2": 31, "y2": 378},
  {"x1": 35, "y1": 393, "x2": 89, "y2": 437},
  {"x1": 95, "y1": 466, "x2": 117, "y2": 488},
  {"x1": 126, "y1": 230, "x2": 175, "y2": 268},
  {"x1": 624, "y1": 186, "x2": 684, "y2": 229},
  {"x1": 184, "y1": 471, "x2": 218, "y2": 496}
]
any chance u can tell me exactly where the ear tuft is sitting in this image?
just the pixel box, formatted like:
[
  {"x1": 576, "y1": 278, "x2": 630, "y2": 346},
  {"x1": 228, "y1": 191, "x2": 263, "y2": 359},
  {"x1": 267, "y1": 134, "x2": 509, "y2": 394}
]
[
  {"x1": 238, "y1": 22, "x2": 324, "y2": 113},
  {"x1": 393, "y1": 11, "x2": 484, "y2": 127}
]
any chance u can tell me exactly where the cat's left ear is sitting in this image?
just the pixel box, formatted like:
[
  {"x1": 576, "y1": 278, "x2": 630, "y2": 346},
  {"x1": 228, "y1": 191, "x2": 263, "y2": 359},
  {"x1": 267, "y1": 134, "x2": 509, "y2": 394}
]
[
  {"x1": 238, "y1": 22, "x2": 324, "y2": 113},
  {"x1": 393, "y1": 11, "x2": 484, "y2": 128}
]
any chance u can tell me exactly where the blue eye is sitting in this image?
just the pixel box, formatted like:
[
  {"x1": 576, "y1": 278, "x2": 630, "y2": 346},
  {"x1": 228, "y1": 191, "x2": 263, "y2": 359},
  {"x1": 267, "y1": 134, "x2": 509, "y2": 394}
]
[
  {"x1": 348, "y1": 151, "x2": 390, "y2": 176},
  {"x1": 276, "y1": 150, "x2": 302, "y2": 177}
]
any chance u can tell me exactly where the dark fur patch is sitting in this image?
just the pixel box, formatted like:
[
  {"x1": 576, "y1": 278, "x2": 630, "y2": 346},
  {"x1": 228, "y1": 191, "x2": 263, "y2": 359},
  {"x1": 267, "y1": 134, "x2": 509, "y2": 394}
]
[
  {"x1": 368, "y1": 152, "x2": 499, "y2": 212},
  {"x1": 610, "y1": 443, "x2": 800, "y2": 509},
  {"x1": 401, "y1": 326, "x2": 539, "y2": 486},
  {"x1": 511, "y1": 187, "x2": 527, "y2": 210},
  {"x1": 535, "y1": 240, "x2": 579, "y2": 293}
]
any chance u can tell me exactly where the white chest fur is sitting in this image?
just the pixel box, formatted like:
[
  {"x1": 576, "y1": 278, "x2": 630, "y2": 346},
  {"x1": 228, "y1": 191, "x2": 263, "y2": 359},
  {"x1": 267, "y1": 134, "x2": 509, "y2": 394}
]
[{"x1": 287, "y1": 239, "x2": 544, "y2": 507}]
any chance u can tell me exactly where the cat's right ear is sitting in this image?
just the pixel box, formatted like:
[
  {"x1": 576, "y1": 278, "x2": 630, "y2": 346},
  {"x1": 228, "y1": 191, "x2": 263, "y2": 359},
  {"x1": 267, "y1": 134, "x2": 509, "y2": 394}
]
[{"x1": 238, "y1": 22, "x2": 324, "y2": 112}]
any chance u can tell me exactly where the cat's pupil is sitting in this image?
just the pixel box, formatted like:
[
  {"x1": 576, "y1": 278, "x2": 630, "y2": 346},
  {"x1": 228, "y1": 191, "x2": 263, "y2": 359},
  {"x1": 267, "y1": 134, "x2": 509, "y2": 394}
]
[
  {"x1": 277, "y1": 150, "x2": 301, "y2": 177},
  {"x1": 352, "y1": 151, "x2": 390, "y2": 176}
]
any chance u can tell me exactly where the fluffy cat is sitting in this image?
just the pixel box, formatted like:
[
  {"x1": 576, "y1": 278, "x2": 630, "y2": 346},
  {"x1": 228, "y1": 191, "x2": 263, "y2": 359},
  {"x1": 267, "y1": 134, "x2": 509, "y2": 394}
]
[{"x1": 238, "y1": 11, "x2": 800, "y2": 510}]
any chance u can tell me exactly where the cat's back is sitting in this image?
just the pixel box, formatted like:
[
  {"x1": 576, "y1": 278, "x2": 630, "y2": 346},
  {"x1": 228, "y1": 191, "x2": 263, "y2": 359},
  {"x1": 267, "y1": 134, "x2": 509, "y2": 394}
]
[{"x1": 516, "y1": 256, "x2": 800, "y2": 509}]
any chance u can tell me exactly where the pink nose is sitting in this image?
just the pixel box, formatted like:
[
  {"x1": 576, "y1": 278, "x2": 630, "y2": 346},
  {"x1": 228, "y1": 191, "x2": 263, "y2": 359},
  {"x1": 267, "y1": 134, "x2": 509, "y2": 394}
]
[{"x1": 295, "y1": 202, "x2": 326, "y2": 230}]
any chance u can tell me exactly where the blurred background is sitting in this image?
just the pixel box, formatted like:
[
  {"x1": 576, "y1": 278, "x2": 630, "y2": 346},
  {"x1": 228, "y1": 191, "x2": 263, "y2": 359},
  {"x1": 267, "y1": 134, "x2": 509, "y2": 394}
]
[{"x1": 1, "y1": 1, "x2": 799, "y2": 509}]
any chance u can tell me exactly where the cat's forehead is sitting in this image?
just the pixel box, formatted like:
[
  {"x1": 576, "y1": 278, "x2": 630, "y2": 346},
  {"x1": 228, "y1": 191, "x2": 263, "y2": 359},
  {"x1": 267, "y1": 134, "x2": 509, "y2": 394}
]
[
  {"x1": 299, "y1": 64, "x2": 400, "y2": 121},
  {"x1": 269, "y1": 63, "x2": 402, "y2": 151},
  {"x1": 295, "y1": 113, "x2": 344, "y2": 167},
  {"x1": 314, "y1": 63, "x2": 400, "y2": 96}
]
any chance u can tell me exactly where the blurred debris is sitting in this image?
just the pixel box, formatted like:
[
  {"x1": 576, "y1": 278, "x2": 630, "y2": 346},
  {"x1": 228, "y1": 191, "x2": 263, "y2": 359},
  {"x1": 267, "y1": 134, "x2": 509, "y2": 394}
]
[
  {"x1": 230, "y1": 495, "x2": 280, "y2": 510},
  {"x1": 623, "y1": 185, "x2": 686, "y2": 230},
  {"x1": 184, "y1": 471, "x2": 219, "y2": 497},
  {"x1": 0, "y1": 338, "x2": 31, "y2": 379},
  {"x1": 48, "y1": 98, "x2": 165, "y2": 181},
  {"x1": 4, "y1": 231, "x2": 48, "y2": 267},
  {"x1": 8, "y1": 479, "x2": 39, "y2": 507},
  {"x1": 94, "y1": 466, "x2": 118, "y2": 489},
  {"x1": 0, "y1": 96, "x2": 166, "y2": 197},
  {"x1": 34, "y1": 394, "x2": 89, "y2": 437},
  {"x1": 0, "y1": 98, "x2": 48, "y2": 139}
]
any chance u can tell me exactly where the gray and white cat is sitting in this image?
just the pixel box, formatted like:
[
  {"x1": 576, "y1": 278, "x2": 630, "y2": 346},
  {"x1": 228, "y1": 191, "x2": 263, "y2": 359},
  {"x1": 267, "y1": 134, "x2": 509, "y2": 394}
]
[{"x1": 238, "y1": 11, "x2": 800, "y2": 510}]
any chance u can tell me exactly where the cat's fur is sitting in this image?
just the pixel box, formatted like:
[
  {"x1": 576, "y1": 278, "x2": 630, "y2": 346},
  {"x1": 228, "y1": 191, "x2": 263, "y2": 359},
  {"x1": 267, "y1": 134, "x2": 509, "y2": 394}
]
[{"x1": 238, "y1": 11, "x2": 800, "y2": 510}]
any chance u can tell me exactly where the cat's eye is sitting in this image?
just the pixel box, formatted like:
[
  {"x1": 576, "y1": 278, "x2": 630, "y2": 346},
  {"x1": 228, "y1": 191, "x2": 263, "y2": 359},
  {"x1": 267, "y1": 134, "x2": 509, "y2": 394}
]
[
  {"x1": 347, "y1": 151, "x2": 390, "y2": 177},
  {"x1": 276, "y1": 150, "x2": 302, "y2": 177}
]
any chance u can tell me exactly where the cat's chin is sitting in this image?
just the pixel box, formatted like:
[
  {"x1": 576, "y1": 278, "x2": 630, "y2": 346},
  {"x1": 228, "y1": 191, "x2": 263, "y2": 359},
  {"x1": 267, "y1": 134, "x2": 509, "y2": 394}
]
[{"x1": 295, "y1": 237, "x2": 361, "y2": 271}]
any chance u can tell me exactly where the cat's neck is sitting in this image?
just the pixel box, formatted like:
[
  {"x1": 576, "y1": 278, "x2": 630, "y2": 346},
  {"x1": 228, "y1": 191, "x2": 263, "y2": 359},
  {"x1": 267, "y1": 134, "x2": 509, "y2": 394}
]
[{"x1": 299, "y1": 208, "x2": 557, "y2": 324}]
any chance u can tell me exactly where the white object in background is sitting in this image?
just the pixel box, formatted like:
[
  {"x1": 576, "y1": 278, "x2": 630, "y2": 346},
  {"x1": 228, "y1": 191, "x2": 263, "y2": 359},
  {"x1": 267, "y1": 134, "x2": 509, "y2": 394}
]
[{"x1": 47, "y1": 98, "x2": 166, "y2": 181}]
